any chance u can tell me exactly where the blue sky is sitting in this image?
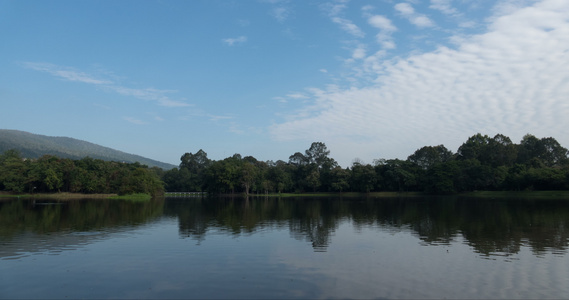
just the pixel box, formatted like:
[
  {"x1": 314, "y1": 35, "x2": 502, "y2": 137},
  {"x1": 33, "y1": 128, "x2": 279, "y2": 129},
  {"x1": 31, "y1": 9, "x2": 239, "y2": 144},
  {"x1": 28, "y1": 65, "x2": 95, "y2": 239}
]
[{"x1": 1, "y1": 0, "x2": 568, "y2": 167}]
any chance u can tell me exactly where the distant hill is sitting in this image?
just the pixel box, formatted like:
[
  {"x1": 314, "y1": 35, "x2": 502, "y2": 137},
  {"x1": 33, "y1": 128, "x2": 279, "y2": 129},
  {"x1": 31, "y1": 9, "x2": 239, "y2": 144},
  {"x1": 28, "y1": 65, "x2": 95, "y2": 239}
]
[{"x1": 0, "y1": 129, "x2": 177, "y2": 170}]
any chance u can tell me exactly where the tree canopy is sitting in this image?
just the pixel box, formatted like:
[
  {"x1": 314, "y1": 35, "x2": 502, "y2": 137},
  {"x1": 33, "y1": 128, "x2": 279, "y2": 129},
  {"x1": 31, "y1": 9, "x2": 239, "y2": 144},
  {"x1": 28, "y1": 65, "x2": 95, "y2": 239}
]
[
  {"x1": 0, "y1": 151, "x2": 164, "y2": 196},
  {"x1": 3, "y1": 133, "x2": 568, "y2": 196},
  {"x1": 161, "y1": 134, "x2": 569, "y2": 195}
]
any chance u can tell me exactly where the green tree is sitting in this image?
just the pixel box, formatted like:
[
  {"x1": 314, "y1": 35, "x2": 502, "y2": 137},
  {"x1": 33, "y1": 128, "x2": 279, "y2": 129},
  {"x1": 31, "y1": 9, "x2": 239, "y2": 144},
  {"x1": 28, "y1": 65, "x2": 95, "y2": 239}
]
[
  {"x1": 349, "y1": 163, "x2": 377, "y2": 193},
  {"x1": 179, "y1": 149, "x2": 211, "y2": 191},
  {"x1": 305, "y1": 142, "x2": 331, "y2": 167},
  {"x1": 240, "y1": 162, "x2": 257, "y2": 195},
  {"x1": 0, "y1": 150, "x2": 29, "y2": 192},
  {"x1": 407, "y1": 145, "x2": 453, "y2": 170},
  {"x1": 487, "y1": 134, "x2": 517, "y2": 167},
  {"x1": 305, "y1": 167, "x2": 321, "y2": 192},
  {"x1": 376, "y1": 159, "x2": 418, "y2": 191},
  {"x1": 330, "y1": 167, "x2": 350, "y2": 192},
  {"x1": 425, "y1": 161, "x2": 460, "y2": 194},
  {"x1": 456, "y1": 133, "x2": 491, "y2": 162}
]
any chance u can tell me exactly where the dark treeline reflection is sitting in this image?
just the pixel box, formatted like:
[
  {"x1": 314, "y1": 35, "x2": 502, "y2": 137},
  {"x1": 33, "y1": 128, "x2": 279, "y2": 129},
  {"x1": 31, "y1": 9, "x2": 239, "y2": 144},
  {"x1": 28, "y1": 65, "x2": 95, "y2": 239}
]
[
  {"x1": 0, "y1": 198, "x2": 165, "y2": 259},
  {"x1": 0, "y1": 198, "x2": 164, "y2": 238},
  {"x1": 164, "y1": 196, "x2": 569, "y2": 256}
]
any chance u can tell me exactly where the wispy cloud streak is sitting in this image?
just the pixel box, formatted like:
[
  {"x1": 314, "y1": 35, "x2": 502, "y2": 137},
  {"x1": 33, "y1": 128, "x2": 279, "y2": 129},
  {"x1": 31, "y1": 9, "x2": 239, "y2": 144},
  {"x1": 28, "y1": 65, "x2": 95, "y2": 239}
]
[
  {"x1": 368, "y1": 15, "x2": 397, "y2": 49},
  {"x1": 394, "y1": 3, "x2": 435, "y2": 28},
  {"x1": 22, "y1": 62, "x2": 112, "y2": 85},
  {"x1": 22, "y1": 62, "x2": 189, "y2": 108},
  {"x1": 222, "y1": 36, "x2": 247, "y2": 46}
]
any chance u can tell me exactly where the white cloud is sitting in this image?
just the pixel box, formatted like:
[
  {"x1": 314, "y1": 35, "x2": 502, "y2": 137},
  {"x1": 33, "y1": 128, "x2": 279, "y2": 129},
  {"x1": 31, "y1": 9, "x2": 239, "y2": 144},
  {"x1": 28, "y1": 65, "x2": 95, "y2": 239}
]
[
  {"x1": 362, "y1": 5, "x2": 374, "y2": 13},
  {"x1": 286, "y1": 92, "x2": 309, "y2": 99},
  {"x1": 23, "y1": 62, "x2": 190, "y2": 108},
  {"x1": 395, "y1": 2, "x2": 415, "y2": 15},
  {"x1": 237, "y1": 19, "x2": 250, "y2": 27},
  {"x1": 368, "y1": 15, "x2": 397, "y2": 32},
  {"x1": 261, "y1": 0, "x2": 292, "y2": 22},
  {"x1": 429, "y1": 0, "x2": 459, "y2": 16},
  {"x1": 123, "y1": 117, "x2": 147, "y2": 125},
  {"x1": 490, "y1": 0, "x2": 537, "y2": 19},
  {"x1": 272, "y1": 6, "x2": 290, "y2": 22},
  {"x1": 22, "y1": 62, "x2": 112, "y2": 85},
  {"x1": 322, "y1": 3, "x2": 365, "y2": 38},
  {"x1": 222, "y1": 36, "x2": 247, "y2": 46},
  {"x1": 322, "y1": 2, "x2": 347, "y2": 17},
  {"x1": 395, "y1": 3, "x2": 435, "y2": 28},
  {"x1": 271, "y1": 0, "x2": 569, "y2": 166},
  {"x1": 332, "y1": 17, "x2": 365, "y2": 38},
  {"x1": 274, "y1": 96, "x2": 287, "y2": 103},
  {"x1": 108, "y1": 86, "x2": 189, "y2": 107},
  {"x1": 208, "y1": 114, "x2": 233, "y2": 121},
  {"x1": 459, "y1": 20, "x2": 477, "y2": 28},
  {"x1": 368, "y1": 15, "x2": 397, "y2": 49},
  {"x1": 352, "y1": 45, "x2": 367, "y2": 60}
]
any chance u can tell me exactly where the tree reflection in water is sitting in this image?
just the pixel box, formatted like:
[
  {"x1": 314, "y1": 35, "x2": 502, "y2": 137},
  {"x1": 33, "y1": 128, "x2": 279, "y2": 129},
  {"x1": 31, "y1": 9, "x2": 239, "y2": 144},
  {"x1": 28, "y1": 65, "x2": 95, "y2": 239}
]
[
  {"x1": 164, "y1": 196, "x2": 569, "y2": 256},
  {"x1": 1, "y1": 196, "x2": 568, "y2": 257}
]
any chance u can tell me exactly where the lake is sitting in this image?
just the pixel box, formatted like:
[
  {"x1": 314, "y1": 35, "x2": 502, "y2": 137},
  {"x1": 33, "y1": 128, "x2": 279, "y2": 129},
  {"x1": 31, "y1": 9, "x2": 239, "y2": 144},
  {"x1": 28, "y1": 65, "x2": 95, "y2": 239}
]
[{"x1": 1, "y1": 195, "x2": 569, "y2": 299}]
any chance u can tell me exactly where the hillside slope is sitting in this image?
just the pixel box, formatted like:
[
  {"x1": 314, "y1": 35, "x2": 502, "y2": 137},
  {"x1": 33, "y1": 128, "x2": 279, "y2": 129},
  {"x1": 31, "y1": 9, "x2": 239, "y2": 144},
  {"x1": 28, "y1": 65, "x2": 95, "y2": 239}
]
[{"x1": 0, "y1": 129, "x2": 176, "y2": 170}]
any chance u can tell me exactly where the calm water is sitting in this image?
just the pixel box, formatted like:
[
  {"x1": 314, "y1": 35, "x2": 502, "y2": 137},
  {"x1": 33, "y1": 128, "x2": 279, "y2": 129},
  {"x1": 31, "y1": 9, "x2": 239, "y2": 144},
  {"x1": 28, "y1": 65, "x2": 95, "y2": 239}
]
[{"x1": 1, "y1": 196, "x2": 569, "y2": 299}]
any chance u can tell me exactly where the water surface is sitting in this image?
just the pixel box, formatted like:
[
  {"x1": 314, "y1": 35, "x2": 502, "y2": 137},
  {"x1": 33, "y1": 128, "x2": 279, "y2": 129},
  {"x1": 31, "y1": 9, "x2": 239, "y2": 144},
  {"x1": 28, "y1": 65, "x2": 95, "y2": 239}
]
[{"x1": 1, "y1": 196, "x2": 568, "y2": 299}]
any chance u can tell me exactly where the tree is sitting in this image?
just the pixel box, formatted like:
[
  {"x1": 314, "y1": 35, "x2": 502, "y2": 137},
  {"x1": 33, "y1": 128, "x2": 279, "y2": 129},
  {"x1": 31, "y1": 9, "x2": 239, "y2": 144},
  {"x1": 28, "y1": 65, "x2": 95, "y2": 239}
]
[
  {"x1": 377, "y1": 159, "x2": 418, "y2": 191},
  {"x1": 539, "y1": 137, "x2": 569, "y2": 167},
  {"x1": 289, "y1": 152, "x2": 307, "y2": 166},
  {"x1": 179, "y1": 149, "x2": 211, "y2": 191},
  {"x1": 456, "y1": 133, "x2": 491, "y2": 162},
  {"x1": 425, "y1": 161, "x2": 459, "y2": 194},
  {"x1": 267, "y1": 160, "x2": 293, "y2": 193},
  {"x1": 517, "y1": 134, "x2": 569, "y2": 167},
  {"x1": 204, "y1": 156, "x2": 241, "y2": 194},
  {"x1": 305, "y1": 142, "x2": 331, "y2": 167},
  {"x1": 305, "y1": 167, "x2": 321, "y2": 192},
  {"x1": 0, "y1": 150, "x2": 29, "y2": 192},
  {"x1": 407, "y1": 145, "x2": 453, "y2": 170},
  {"x1": 487, "y1": 134, "x2": 517, "y2": 167},
  {"x1": 330, "y1": 167, "x2": 350, "y2": 192},
  {"x1": 240, "y1": 162, "x2": 257, "y2": 195},
  {"x1": 350, "y1": 163, "x2": 377, "y2": 193}
]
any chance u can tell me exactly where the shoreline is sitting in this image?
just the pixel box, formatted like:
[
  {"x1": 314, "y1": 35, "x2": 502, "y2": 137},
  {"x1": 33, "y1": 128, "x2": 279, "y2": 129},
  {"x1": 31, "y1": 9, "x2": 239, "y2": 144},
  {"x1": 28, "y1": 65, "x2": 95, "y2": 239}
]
[
  {"x1": 3, "y1": 190, "x2": 569, "y2": 200},
  {"x1": 197, "y1": 190, "x2": 569, "y2": 199},
  {"x1": 0, "y1": 192, "x2": 118, "y2": 200}
]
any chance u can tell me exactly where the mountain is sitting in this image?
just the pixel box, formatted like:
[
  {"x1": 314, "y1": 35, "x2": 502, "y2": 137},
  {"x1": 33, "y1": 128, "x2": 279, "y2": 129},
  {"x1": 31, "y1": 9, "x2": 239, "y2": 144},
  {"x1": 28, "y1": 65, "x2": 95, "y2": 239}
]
[{"x1": 0, "y1": 129, "x2": 177, "y2": 170}]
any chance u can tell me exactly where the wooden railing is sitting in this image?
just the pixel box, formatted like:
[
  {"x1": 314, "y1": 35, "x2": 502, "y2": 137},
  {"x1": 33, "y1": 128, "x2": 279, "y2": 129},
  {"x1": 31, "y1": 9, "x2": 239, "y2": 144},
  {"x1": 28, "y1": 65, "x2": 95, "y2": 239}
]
[{"x1": 164, "y1": 192, "x2": 207, "y2": 197}]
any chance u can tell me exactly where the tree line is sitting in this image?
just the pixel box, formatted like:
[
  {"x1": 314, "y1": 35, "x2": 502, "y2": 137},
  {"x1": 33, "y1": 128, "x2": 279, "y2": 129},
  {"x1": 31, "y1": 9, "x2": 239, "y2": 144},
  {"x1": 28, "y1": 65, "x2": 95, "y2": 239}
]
[
  {"x1": 163, "y1": 133, "x2": 569, "y2": 194},
  {"x1": 2, "y1": 133, "x2": 567, "y2": 196},
  {"x1": 0, "y1": 150, "x2": 164, "y2": 195}
]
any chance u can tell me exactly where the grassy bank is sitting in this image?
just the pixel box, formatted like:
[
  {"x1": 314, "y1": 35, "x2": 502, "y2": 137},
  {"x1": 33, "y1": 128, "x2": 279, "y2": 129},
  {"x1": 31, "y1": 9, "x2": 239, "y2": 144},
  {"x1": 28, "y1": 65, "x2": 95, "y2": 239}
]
[
  {"x1": 0, "y1": 192, "x2": 117, "y2": 199},
  {"x1": 462, "y1": 190, "x2": 569, "y2": 199},
  {"x1": 236, "y1": 191, "x2": 569, "y2": 199},
  {"x1": 0, "y1": 192, "x2": 153, "y2": 201},
  {"x1": 243, "y1": 191, "x2": 424, "y2": 198},
  {"x1": 108, "y1": 193, "x2": 152, "y2": 201}
]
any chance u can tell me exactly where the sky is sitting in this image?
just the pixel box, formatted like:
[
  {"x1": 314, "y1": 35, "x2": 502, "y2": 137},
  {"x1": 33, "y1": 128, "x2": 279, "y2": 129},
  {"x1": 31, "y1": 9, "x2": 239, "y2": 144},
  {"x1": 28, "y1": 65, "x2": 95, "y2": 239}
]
[{"x1": 1, "y1": 0, "x2": 568, "y2": 167}]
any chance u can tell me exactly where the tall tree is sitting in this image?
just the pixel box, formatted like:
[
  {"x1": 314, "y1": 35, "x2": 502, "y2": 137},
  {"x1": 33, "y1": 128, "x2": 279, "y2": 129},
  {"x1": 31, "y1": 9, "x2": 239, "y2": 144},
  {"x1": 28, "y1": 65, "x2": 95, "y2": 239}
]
[
  {"x1": 487, "y1": 134, "x2": 517, "y2": 167},
  {"x1": 407, "y1": 145, "x2": 453, "y2": 170},
  {"x1": 179, "y1": 149, "x2": 211, "y2": 191},
  {"x1": 456, "y1": 133, "x2": 491, "y2": 162},
  {"x1": 305, "y1": 142, "x2": 331, "y2": 167},
  {"x1": 518, "y1": 134, "x2": 569, "y2": 167}
]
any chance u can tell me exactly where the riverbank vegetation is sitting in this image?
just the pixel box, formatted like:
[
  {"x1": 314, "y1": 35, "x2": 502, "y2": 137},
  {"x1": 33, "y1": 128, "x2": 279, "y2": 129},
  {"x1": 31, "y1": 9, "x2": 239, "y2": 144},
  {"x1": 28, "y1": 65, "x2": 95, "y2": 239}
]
[
  {"x1": 163, "y1": 133, "x2": 569, "y2": 195},
  {"x1": 0, "y1": 151, "x2": 163, "y2": 196},
  {"x1": 2, "y1": 133, "x2": 568, "y2": 196}
]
